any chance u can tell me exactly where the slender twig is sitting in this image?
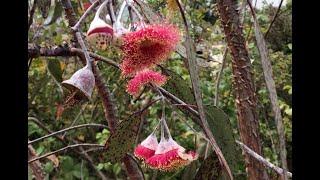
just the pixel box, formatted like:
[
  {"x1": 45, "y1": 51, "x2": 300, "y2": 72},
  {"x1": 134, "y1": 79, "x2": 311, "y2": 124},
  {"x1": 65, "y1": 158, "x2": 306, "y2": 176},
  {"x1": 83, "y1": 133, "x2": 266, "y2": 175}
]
[
  {"x1": 71, "y1": 0, "x2": 101, "y2": 31},
  {"x1": 28, "y1": 57, "x2": 34, "y2": 71},
  {"x1": 28, "y1": 144, "x2": 105, "y2": 163},
  {"x1": 204, "y1": 141, "x2": 210, "y2": 159},
  {"x1": 171, "y1": 103, "x2": 198, "y2": 109},
  {"x1": 247, "y1": 1, "x2": 288, "y2": 179},
  {"x1": 81, "y1": 147, "x2": 106, "y2": 154},
  {"x1": 62, "y1": 104, "x2": 88, "y2": 138},
  {"x1": 28, "y1": 0, "x2": 38, "y2": 31},
  {"x1": 78, "y1": 49, "x2": 120, "y2": 68},
  {"x1": 107, "y1": 0, "x2": 116, "y2": 24},
  {"x1": 28, "y1": 117, "x2": 110, "y2": 179},
  {"x1": 133, "y1": 86, "x2": 147, "y2": 102},
  {"x1": 236, "y1": 140, "x2": 292, "y2": 178},
  {"x1": 132, "y1": 97, "x2": 162, "y2": 115},
  {"x1": 264, "y1": 0, "x2": 284, "y2": 38},
  {"x1": 214, "y1": 47, "x2": 228, "y2": 106},
  {"x1": 157, "y1": 87, "x2": 199, "y2": 117},
  {"x1": 80, "y1": 160, "x2": 84, "y2": 180},
  {"x1": 28, "y1": 123, "x2": 108, "y2": 145},
  {"x1": 74, "y1": 32, "x2": 93, "y2": 70}
]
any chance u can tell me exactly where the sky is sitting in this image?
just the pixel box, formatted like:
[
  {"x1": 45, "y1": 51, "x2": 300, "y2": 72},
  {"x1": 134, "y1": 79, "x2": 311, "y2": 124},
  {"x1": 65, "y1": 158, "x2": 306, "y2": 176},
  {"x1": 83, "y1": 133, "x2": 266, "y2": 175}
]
[{"x1": 255, "y1": 0, "x2": 286, "y2": 9}]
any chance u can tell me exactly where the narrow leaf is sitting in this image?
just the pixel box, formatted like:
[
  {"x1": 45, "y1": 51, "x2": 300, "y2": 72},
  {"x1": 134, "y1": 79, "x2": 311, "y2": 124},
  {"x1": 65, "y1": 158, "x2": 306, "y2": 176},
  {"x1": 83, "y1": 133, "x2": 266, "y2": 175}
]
[
  {"x1": 103, "y1": 116, "x2": 141, "y2": 163},
  {"x1": 47, "y1": 58, "x2": 63, "y2": 82},
  {"x1": 44, "y1": 1, "x2": 63, "y2": 26},
  {"x1": 195, "y1": 152, "x2": 221, "y2": 180}
]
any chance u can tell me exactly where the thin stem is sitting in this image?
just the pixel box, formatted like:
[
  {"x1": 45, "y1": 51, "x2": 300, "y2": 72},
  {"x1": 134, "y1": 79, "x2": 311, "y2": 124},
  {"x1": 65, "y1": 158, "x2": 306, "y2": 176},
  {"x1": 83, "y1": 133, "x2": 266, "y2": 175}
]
[
  {"x1": 28, "y1": 0, "x2": 38, "y2": 31},
  {"x1": 236, "y1": 140, "x2": 292, "y2": 178},
  {"x1": 116, "y1": 0, "x2": 127, "y2": 24},
  {"x1": 264, "y1": 0, "x2": 284, "y2": 38},
  {"x1": 75, "y1": 31, "x2": 93, "y2": 70},
  {"x1": 28, "y1": 144, "x2": 105, "y2": 163},
  {"x1": 71, "y1": 0, "x2": 102, "y2": 31},
  {"x1": 94, "y1": 0, "x2": 109, "y2": 20},
  {"x1": 108, "y1": 0, "x2": 116, "y2": 24},
  {"x1": 71, "y1": 48, "x2": 120, "y2": 68},
  {"x1": 28, "y1": 123, "x2": 108, "y2": 145},
  {"x1": 62, "y1": 103, "x2": 88, "y2": 138},
  {"x1": 126, "y1": 0, "x2": 144, "y2": 23},
  {"x1": 214, "y1": 47, "x2": 228, "y2": 106}
]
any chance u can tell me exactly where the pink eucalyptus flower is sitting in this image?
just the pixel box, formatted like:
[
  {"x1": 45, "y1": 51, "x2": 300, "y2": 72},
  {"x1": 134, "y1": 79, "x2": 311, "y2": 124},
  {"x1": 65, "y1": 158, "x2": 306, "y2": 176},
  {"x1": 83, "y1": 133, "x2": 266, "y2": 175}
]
[
  {"x1": 126, "y1": 70, "x2": 167, "y2": 96},
  {"x1": 145, "y1": 138, "x2": 198, "y2": 171},
  {"x1": 134, "y1": 133, "x2": 158, "y2": 160},
  {"x1": 145, "y1": 118, "x2": 198, "y2": 171},
  {"x1": 120, "y1": 24, "x2": 180, "y2": 75}
]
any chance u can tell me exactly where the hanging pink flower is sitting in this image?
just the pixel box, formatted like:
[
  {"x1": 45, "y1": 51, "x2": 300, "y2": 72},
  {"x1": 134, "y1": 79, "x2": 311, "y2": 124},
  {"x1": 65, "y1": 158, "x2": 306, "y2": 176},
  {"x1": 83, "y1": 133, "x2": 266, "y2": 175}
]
[
  {"x1": 120, "y1": 24, "x2": 180, "y2": 76},
  {"x1": 134, "y1": 133, "x2": 158, "y2": 160},
  {"x1": 145, "y1": 138, "x2": 198, "y2": 171},
  {"x1": 126, "y1": 70, "x2": 167, "y2": 96},
  {"x1": 86, "y1": 1, "x2": 114, "y2": 50}
]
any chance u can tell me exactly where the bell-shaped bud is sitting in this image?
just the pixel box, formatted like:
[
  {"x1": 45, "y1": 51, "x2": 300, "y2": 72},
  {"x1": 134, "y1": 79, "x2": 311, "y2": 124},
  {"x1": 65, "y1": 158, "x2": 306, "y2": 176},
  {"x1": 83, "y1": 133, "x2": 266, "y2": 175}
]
[
  {"x1": 87, "y1": 1, "x2": 113, "y2": 50},
  {"x1": 134, "y1": 132, "x2": 158, "y2": 161},
  {"x1": 62, "y1": 66, "x2": 95, "y2": 101},
  {"x1": 87, "y1": 17, "x2": 114, "y2": 50}
]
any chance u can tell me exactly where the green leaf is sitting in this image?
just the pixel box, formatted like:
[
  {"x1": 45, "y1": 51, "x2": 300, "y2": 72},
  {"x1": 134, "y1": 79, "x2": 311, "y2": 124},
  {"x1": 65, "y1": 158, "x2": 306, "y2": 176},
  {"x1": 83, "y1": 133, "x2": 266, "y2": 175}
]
[
  {"x1": 60, "y1": 156, "x2": 74, "y2": 172},
  {"x1": 96, "y1": 163, "x2": 104, "y2": 170},
  {"x1": 204, "y1": 105, "x2": 242, "y2": 176},
  {"x1": 44, "y1": 1, "x2": 63, "y2": 26},
  {"x1": 112, "y1": 164, "x2": 122, "y2": 175},
  {"x1": 47, "y1": 58, "x2": 63, "y2": 82},
  {"x1": 163, "y1": 68, "x2": 242, "y2": 176},
  {"x1": 287, "y1": 43, "x2": 292, "y2": 50},
  {"x1": 181, "y1": 161, "x2": 197, "y2": 179},
  {"x1": 44, "y1": 161, "x2": 54, "y2": 174},
  {"x1": 103, "y1": 116, "x2": 141, "y2": 163},
  {"x1": 161, "y1": 67, "x2": 195, "y2": 104},
  {"x1": 195, "y1": 152, "x2": 221, "y2": 180},
  {"x1": 72, "y1": 170, "x2": 82, "y2": 178}
]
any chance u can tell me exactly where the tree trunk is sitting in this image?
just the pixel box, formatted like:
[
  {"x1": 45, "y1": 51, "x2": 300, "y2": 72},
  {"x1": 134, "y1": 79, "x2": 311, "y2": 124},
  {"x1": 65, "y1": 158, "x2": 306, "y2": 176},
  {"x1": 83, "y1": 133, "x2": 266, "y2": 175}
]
[{"x1": 216, "y1": 0, "x2": 269, "y2": 179}]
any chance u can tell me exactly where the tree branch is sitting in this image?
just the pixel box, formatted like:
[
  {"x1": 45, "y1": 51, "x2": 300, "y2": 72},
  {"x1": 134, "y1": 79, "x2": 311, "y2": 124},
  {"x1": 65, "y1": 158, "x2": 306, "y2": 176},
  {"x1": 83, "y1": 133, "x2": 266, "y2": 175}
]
[
  {"x1": 264, "y1": 0, "x2": 284, "y2": 38},
  {"x1": 214, "y1": 47, "x2": 228, "y2": 106},
  {"x1": 236, "y1": 140, "x2": 292, "y2": 178},
  {"x1": 71, "y1": 0, "x2": 101, "y2": 31},
  {"x1": 28, "y1": 117, "x2": 110, "y2": 180},
  {"x1": 27, "y1": 43, "x2": 119, "y2": 68},
  {"x1": 28, "y1": 0, "x2": 38, "y2": 31},
  {"x1": 28, "y1": 123, "x2": 108, "y2": 145},
  {"x1": 28, "y1": 143, "x2": 105, "y2": 163}
]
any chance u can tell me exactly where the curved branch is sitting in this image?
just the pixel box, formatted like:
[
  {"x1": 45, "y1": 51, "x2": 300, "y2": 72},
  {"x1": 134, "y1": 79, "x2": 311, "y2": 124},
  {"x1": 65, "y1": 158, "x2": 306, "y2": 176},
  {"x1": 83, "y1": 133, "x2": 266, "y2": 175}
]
[
  {"x1": 236, "y1": 140, "x2": 292, "y2": 178},
  {"x1": 28, "y1": 0, "x2": 38, "y2": 31},
  {"x1": 28, "y1": 144, "x2": 105, "y2": 163},
  {"x1": 264, "y1": 0, "x2": 284, "y2": 38},
  {"x1": 28, "y1": 123, "x2": 108, "y2": 145}
]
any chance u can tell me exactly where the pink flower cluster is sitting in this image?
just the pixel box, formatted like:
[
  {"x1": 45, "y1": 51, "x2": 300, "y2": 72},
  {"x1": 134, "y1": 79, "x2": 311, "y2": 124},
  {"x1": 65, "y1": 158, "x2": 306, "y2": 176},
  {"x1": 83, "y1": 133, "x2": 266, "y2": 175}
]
[
  {"x1": 120, "y1": 24, "x2": 180, "y2": 76},
  {"x1": 126, "y1": 70, "x2": 167, "y2": 96},
  {"x1": 134, "y1": 119, "x2": 198, "y2": 171}
]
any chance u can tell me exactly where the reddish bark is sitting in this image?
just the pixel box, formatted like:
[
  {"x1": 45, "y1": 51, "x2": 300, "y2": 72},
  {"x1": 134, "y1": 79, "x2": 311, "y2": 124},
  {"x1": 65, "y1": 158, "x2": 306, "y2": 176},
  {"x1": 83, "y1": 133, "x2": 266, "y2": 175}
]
[{"x1": 216, "y1": 0, "x2": 269, "y2": 179}]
